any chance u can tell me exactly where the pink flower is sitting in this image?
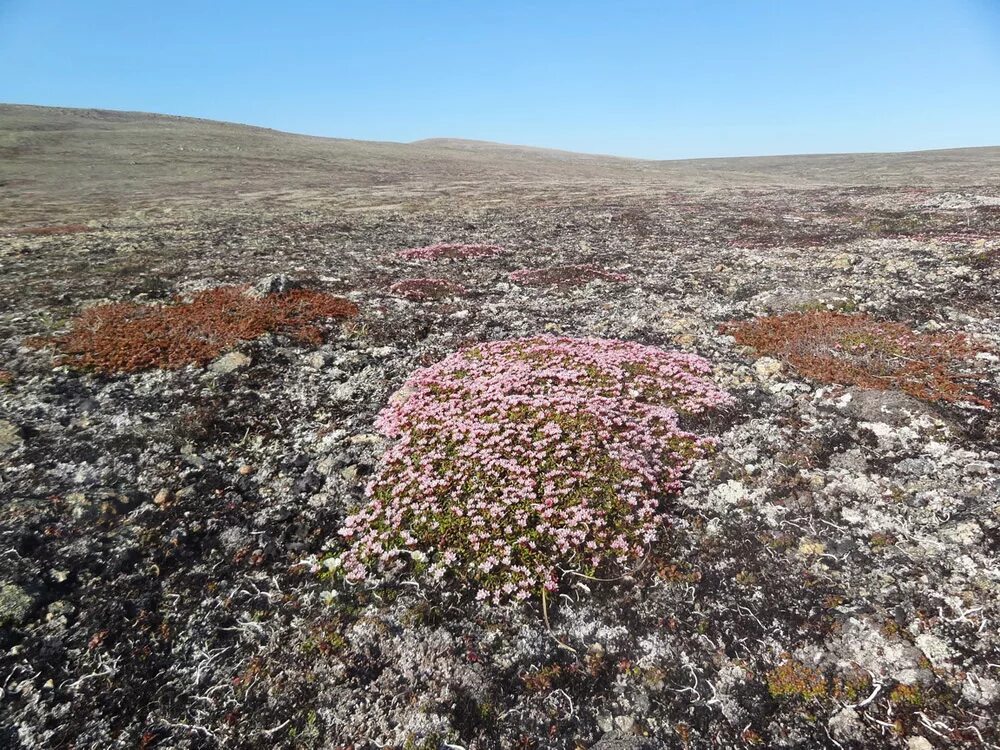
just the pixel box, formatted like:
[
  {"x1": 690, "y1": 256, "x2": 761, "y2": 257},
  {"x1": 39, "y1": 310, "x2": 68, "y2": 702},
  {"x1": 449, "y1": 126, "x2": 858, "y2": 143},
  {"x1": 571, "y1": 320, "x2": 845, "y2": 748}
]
[{"x1": 339, "y1": 335, "x2": 732, "y2": 602}]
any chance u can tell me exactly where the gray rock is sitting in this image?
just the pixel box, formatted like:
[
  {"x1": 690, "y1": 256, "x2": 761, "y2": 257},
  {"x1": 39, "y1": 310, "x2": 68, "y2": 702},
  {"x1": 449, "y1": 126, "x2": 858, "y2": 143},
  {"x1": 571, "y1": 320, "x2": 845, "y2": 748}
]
[
  {"x1": 209, "y1": 351, "x2": 251, "y2": 374},
  {"x1": 219, "y1": 527, "x2": 251, "y2": 554},
  {"x1": 304, "y1": 351, "x2": 330, "y2": 369},
  {"x1": 590, "y1": 733, "x2": 654, "y2": 750},
  {"x1": 828, "y1": 707, "x2": 865, "y2": 742},
  {"x1": 841, "y1": 388, "x2": 933, "y2": 427},
  {"x1": 246, "y1": 274, "x2": 302, "y2": 298},
  {"x1": 0, "y1": 582, "x2": 37, "y2": 627},
  {"x1": 915, "y1": 633, "x2": 955, "y2": 669}
]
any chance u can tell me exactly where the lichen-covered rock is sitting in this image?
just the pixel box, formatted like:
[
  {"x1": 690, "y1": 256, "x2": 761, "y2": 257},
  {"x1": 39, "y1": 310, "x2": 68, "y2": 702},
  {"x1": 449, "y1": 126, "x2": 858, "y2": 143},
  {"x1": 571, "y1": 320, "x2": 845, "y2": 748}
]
[{"x1": 0, "y1": 582, "x2": 36, "y2": 627}]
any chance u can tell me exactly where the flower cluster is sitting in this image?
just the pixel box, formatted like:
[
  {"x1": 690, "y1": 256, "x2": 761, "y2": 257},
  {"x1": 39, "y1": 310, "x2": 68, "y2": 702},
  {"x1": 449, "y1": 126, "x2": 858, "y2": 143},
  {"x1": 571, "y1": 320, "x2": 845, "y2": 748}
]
[
  {"x1": 389, "y1": 278, "x2": 467, "y2": 301},
  {"x1": 509, "y1": 264, "x2": 629, "y2": 287},
  {"x1": 395, "y1": 243, "x2": 506, "y2": 260},
  {"x1": 339, "y1": 335, "x2": 733, "y2": 603}
]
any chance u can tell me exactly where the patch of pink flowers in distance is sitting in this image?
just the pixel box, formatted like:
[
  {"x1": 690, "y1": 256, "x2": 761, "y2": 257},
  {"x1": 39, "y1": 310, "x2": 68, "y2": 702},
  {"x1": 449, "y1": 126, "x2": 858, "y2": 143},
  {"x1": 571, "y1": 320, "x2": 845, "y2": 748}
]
[
  {"x1": 339, "y1": 335, "x2": 733, "y2": 604},
  {"x1": 509, "y1": 264, "x2": 629, "y2": 287},
  {"x1": 395, "y1": 243, "x2": 506, "y2": 260},
  {"x1": 389, "y1": 278, "x2": 467, "y2": 302}
]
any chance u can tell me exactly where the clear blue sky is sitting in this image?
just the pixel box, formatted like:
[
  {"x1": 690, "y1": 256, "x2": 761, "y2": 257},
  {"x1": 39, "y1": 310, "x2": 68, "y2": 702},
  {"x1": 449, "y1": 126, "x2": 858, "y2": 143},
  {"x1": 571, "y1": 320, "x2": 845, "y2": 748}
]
[{"x1": 1, "y1": 0, "x2": 999, "y2": 159}]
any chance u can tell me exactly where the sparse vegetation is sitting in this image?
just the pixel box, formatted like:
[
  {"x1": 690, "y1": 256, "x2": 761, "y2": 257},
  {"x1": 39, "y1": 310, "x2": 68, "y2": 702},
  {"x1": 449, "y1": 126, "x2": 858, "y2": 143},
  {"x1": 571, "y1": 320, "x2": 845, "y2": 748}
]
[
  {"x1": 12, "y1": 224, "x2": 92, "y2": 236},
  {"x1": 508, "y1": 264, "x2": 628, "y2": 287},
  {"x1": 389, "y1": 277, "x2": 467, "y2": 301},
  {"x1": 395, "y1": 242, "x2": 506, "y2": 260}
]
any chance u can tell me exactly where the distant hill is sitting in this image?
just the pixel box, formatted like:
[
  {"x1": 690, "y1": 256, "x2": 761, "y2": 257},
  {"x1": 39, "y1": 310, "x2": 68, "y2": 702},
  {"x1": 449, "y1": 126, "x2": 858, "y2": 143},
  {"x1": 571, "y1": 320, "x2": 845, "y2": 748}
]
[{"x1": 2, "y1": 103, "x2": 998, "y2": 223}]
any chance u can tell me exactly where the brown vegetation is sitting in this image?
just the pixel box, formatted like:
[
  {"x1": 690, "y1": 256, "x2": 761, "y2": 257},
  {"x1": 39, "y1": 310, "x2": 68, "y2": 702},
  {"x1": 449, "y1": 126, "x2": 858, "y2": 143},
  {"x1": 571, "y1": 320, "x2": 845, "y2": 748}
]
[
  {"x1": 724, "y1": 311, "x2": 989, "y2": 406},
  {"x1": 44, "y1": 286, "x2": 358, "y2": 374}
]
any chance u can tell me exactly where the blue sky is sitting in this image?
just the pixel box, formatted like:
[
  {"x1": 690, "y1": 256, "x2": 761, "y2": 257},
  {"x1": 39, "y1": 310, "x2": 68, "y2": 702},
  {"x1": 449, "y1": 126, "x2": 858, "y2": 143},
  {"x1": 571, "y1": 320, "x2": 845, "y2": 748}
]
[{"x1": 1, "y1": 0, "x2": 998, "y2": 159}]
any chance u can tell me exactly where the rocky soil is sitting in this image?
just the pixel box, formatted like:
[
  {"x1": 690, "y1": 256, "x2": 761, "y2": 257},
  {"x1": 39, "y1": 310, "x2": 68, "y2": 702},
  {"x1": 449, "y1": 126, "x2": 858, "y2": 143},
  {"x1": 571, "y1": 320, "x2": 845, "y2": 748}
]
[{"x1": 1, "y1": 183, "x2": 999, "y2": 749}]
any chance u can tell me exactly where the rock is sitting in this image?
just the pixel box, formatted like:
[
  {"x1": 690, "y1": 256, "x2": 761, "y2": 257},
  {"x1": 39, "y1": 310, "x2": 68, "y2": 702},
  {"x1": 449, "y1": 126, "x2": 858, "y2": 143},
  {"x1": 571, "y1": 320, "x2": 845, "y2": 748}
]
[
  {"x1": 209, "y1": 351, "x2": 251, "y2": 374},
  {"x1": 841, "y1": 388, "x2": 933, "y2": 427},
  {"x1": 828, "y1": 707, "x2": 864, "y2": 742},
  {"x1": 0, "y1": 419, "x2": 23, "y2": 452},
  {"x1": 753, "y1": 357, "x2": 783, "y2": 380},
  {"x1": 218, "y1": 527, "x2": 251, "y2": 554},
  {"x1": 153, "y1": 488, "x2": 174, "y2": 506},
  {"x1": 908, "y1": 738, "x2": 934, "y2": 750},
  {"x1": 245, "y1": 274, "x2": 302, "y2": 298},
  {"x1": 939, "y1": 520, "x2": 983, "y2": 546},
  {"x1": 331, "y1": 382, "x2": 355, "y2": 401},
  {"x1": 0, "y1": 582, "x2": 37, "y2": 627},
  {"x1": 304, "y1": 351, "x2": 329, "y2": 369},
  {"x1": 590, "y1": 733, "x2": 654, "y2": 750},
  {"x1": 831, "y1": 252, "x2": 856, "y2": 269},
  {"x1": 613, "y1": 715, "x2": 637, "y2": 734},
  {"x1": 962, "y1": 675, "x2": 999, "y2": 706},
  {"x1": 915, "y1": 633, "x2": 955, "y2": 669}
]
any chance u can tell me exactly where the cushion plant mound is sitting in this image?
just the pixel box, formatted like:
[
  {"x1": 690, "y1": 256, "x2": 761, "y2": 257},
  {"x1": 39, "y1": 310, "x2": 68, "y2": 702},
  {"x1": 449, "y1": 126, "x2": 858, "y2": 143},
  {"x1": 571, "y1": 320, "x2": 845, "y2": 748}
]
[{"x1": 339, "y1": 335, "x2": 733, "y2": 604}]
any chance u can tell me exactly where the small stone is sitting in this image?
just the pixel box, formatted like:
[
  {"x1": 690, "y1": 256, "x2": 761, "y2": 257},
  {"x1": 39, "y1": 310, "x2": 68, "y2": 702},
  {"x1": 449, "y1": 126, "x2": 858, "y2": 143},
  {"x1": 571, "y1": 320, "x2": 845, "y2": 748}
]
[
  {"x1": 154, "y1": 488, "x2": 173, "y2": 506},
  {"x1": 908, "y1": 738, "x2": 934, "y2": 750},
  {"x1": 340, "y1": 465, "x2": 359, "y2": 482},
  {"x1": 175, "y1": 485, "x2": 197, "y2": 501},
  {"x1": 246, "y1": 274, "x2": 302, "y2": 298},
  {"x1": 831, "y1": 252, "x2": 856, "y2": 269},
  {"x1": 0, "y1": 419, "x2": 23, "y2": 453},
  {"x1": 614, "y1": 716, "x2": 637, "y2": 734},
  {"x1": 590, "y1": 732, "x2": 653, "y2": 750},
  {"x1": 915, "y1": 633, "x2": 954, "y2": 669},
  {"x1": 331, "y1": 383, "x2": 355, "y2": 401},
  {"x1": 753, "y1": 357, "x2": 783, "y2": 380},
  {"x1": 209, "y1": 351, "x2": 251, "y2": 374},
  {"x1": 304, "y1": 351, "x2": 329, "y2": 369},
  {"x1": 828, "y1": 707, "x2": 864, "y2": 741},
  {"x1": 962, "y1": 675, "x2": 999, "y2": 706},
  {"x1": 349, "y1": 433, "x2": 383, "y2": 445},
  {"x1": 596, "y1": 714, "x2": 615, "y2": 734},
  {"x1": 219, "y1": 527, "x2": 251, "y2": 554},
  {"x1": 238, "y1": 464, "x2": 254, "y2": 476},
  {"x1": 0, "y1": 582, "x2": 36, "y2": 627}
]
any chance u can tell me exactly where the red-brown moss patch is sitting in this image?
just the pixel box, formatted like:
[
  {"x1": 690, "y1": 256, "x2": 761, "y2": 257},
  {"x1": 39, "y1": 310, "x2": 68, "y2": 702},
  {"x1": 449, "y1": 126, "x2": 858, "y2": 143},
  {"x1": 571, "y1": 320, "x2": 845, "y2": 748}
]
[
  {"x1": 723, "y1": 311, "x2": 989, "y2": 406},
  {"x1": 43, "y1": 286, "x2": 358, "y2": 374}
]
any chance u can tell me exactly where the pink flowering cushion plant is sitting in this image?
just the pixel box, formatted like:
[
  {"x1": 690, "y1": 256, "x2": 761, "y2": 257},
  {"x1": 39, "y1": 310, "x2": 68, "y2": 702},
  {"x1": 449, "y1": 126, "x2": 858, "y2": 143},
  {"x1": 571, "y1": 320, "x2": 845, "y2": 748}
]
[
  {"x1": 338, "y1": 335, "x2": 733, "y2": 604},
  {"x1": 395, "y1": 243, "x2": 506, "y2": 260}
]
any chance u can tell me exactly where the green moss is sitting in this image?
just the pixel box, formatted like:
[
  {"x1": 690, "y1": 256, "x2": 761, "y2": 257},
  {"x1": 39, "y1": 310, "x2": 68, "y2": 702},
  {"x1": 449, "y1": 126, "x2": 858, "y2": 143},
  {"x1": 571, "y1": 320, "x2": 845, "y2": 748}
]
[{"x1": 766, "y1": 659, "x2": 828, "y2": 701}]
